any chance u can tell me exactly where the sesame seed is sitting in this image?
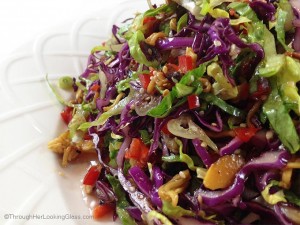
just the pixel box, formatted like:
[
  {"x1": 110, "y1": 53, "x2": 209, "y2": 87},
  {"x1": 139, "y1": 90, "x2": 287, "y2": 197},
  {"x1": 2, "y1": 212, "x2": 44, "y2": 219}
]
[
  {"x1": 129, "y1": 186, "x2": 136, "y2": 192},
  {"x1": 138, "y1": 193, "x2": 144, "y2": 199},
  {"x1": 214, "y1": 40, "x2": 222, "y2": 47},
  {"x1": 179, "y1": 171, "x2": 186, "y2": 179},
  {"x1": 240, "y1": 123, "x2": 247, "y2": 127},
  {"x1": 201, "y1": 142, "x2": 207, "y2": 148},
  {"x1": 211, "y1": 122, "x2": 217, "y2": 127},
  {"x1": 266, "y1": 130, "x2": 274, "y2": 140},
  {"x1": 162, "y1": 66, "x2": 168, "y2": 74},
  {"x1": 197, "y1": 195, "x2": 203, "y2": 204}
]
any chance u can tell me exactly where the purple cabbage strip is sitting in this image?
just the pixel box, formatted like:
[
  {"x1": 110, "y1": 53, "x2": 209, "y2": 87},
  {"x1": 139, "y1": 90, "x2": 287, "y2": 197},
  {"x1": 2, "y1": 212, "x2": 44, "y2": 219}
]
[
  {"x1": 116, "y1": 117, "x2": 132, "y2": 168},
  {"x1": 223, "y1": 20, "x2": 264, "y2": 64},
  {"x1": 116, "y1": 100, "x2": 138, "y2": 136},
  {"x1": 99, "y1": 61, "x2": 118, "y2": 84},
  {"x1": 80, "y1": 54, "x2": 98, "y2": 78},
  {"x1": 193, "y1": 110, "x2": 223, "y2": 132},
  {"x1": 128, "y1": 166, "x2": 153, "y2": 198},
  {"x1": 199, "y1": 18, "x2": 264, "y2": 84},
  {"x1": 249, "y1": 1, "x2": 276, "y2": 22},
  {"x1": 128, "y1": 166, "x2": 163, "y2": 208},
  {"x1": 95, "y1": 117, "x2": 120, "y2": 137},
  {"x1": 118, "y1": 169, "x2": 153, "y2": 214},
  {"x1": 196, "y1": 149, "x2": 291, "y2": 206},
  {"x1": 254, "y1": 170, "x2": 280, "y2": 192},
  {"x1": 126, "y1": 206, "x2": 142, "y2": 221},
  {"x1": 249, "y1": 130, "x2": 267, "y2": 151},
  {"x1": 152, "y1": 165, "x2": 164, "y2": 188},
  {"x1": 219, "y1": 137, "x2": 244, "y2": 156},
  {"x1": 115, "y1": 100, "x2": 135, "y2": 168},
  {"x1": 95, "y1": 180, "x2": 116, "y2": 203},
  {"x1": 207, "y1": 19, "x2": 231, "y2": 55},
  {"x1": 149, "y1": 117, "x2": 163, "y2": 156},
  {"x1": 156, "y1": 37, "x2": 194, "y2": 50},
  {"x1": 290, "y1": 0, "x2": 300, "y2": 51},
  {"x1": 192, "y1": 139, "x2": 213, "y2": 168},
  {"x1": 96, "y1": 86, "x2": 117, "y2": 111},
  {"x1": 151, "y1": 165, "x2": 164, "y2": 208},
  {"x1": 112, "y1": 25, "x2": 121, "y2": 44},
  {"x1": 245, "y1": 202, "x2": 282, "y2": 225},
  {"x1": 189, "y1": 14, "x2": 214, "y2": 34},
  {"x1": 274, "y1": 202, "x2": 300, "y2": 225},
  {"x1": 149, "y1": 105, "x2": 188, "y2": 156}
]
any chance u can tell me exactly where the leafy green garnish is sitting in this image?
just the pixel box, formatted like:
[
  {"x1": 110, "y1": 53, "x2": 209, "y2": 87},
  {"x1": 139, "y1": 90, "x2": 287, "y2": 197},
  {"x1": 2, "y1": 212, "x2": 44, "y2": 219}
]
[
  {"x1": 201, "y1": 93, "x2": 245, "y2": 117},
  {"x1": 263, "y1": 78, "x2": 300, "y2": 153}
]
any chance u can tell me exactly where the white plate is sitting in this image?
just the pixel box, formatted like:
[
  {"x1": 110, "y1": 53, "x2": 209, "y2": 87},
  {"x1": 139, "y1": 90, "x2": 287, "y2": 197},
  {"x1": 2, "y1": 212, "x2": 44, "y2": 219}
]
[{"x1": 0, "y1": 1, "x2": 163, "y2": 224}]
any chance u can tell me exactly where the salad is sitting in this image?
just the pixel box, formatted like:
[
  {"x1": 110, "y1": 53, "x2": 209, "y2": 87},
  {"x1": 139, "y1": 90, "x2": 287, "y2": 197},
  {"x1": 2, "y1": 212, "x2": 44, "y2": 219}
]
[{"x1": 48, "y1": 0, "x2": 300, "y2": 224}]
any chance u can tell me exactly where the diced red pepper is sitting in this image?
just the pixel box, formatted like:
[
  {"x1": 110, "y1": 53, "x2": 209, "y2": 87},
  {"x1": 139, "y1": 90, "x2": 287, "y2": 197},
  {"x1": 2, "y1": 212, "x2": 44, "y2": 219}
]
[
  {"x1": 178, "y1": 55, "x2": 194, "y2": 74},
  {"x1": 83, "y1": 165, "x2": 101, "y2": 186},
  {"x1": 84, "y1": 133, "x2": 92, "y2": 140},
  {"x1": 60, "y1": 106, "x2": 73, "y2": 124},
  {"x1": 234, "y1": 127, "x2": 259, "y2": 142},
  {"x1": 161, "y1": 121, "x2": 171, "y2": 135},
  {"x1": 143, "y1": 16, "x2": 156, "y2": 25},
  {"x1": 251, "y1": 78, "x2": 271, "y2": 100},
  {"x1": 237, "y1": 83, "x2": 250, "y2": 101},
  {"x1": 139, "y1": 74, "x2": 152, "y2": 90},
  {"x1": 143, "y1": 16, "x2": 158, "y2": 38},
  {"x1": 229, "y1": 9, "x2": 236, "y2": 17},
  {"x1": 125, "y1": 138, "x2": 149, "y2": 166},
  {"x1": 91, "y1": 83, "x2": 100, "y2": 92},
  {"x1": 187, "y1": 94, "x2": 200, "y2": 109},
  {"x1": 93, "y1": 204, "x2": 113, "y2": 219},
  {"x1": 167, "y1": 56, "x2": 178, "y2": 65},
  {"x1": 166, "y1": 63, "x2": 179, "y2": 72}
]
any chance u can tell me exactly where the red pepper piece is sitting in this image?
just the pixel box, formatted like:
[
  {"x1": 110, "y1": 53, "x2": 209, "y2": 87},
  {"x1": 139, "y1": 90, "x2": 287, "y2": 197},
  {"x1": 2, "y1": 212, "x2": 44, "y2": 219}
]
[
  {"x1": 234, "y1": 127, "x2": 259, "y2": 142},
  {"x1": 187, "y1": 94, "x2": 200, "y2": 109},
  {"x1": 83, "y1": 165, "x2": 101, "y2": 186},
  {"x1": 60, "y1": 106, "x2": 73, "y2": 124}
]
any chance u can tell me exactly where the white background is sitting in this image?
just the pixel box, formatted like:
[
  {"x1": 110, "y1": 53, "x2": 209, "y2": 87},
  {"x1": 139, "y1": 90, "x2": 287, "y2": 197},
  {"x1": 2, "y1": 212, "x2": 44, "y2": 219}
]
[{"x1": 0, "y1": 0, "x2": 113, "y2": 62}]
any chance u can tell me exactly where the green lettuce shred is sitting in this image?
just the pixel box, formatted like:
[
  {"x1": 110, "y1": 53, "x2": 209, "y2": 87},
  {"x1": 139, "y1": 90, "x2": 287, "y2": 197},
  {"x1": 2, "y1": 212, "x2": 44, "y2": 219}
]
[
  {"x1": 263, "y1": 78, "x2": 300, "y2": 153},
  {"x1": 201, "y1": 93, "x2": 245, "y2": 117},
  {"x1": 128, "y1": 30, "x2": 159, "y2": 67},
  {"x1": 146, "y1": 210, "x2": 173, "y2": 225},
  {"x1": 107, "y1": 175, "x2": 138, "y2": 225},
  {"x1": 162, "y1": 200, "x2": 195, "y2": 218},
  {"x1": 162, "y1": 138, "x2": 198, "y2": 171}
]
